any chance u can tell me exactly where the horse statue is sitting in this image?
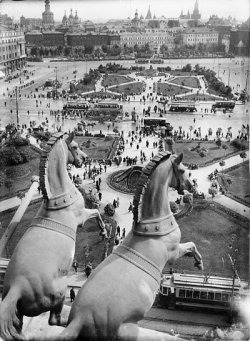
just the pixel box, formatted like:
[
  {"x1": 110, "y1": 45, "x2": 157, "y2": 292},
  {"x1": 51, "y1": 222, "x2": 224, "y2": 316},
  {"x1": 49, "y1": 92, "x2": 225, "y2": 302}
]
[
  {"x1": 57, "y1": 151, "x2": 203, "y2": 341},
  {"x1": 0, "y1": 132, "x2": 105, "y2": 340}
]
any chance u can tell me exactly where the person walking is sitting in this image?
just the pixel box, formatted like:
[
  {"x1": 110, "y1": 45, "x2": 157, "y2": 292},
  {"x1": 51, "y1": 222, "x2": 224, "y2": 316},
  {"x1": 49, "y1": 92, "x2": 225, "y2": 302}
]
[
  {"x1": 70, "y1": 288, "x2": 75, "y2": 302},
  {"x1": 72, "y1": 259, "x2": 78, "y2": 273},
  {"x1": 116, "y1": 225, "x2": 120, "y2": 237},
  {"x1": 98, "y1": 192, "x2": 102, "y2": 201},
  {"x1": 122, "y1": 228, "x2": 126, "y2": 238}
]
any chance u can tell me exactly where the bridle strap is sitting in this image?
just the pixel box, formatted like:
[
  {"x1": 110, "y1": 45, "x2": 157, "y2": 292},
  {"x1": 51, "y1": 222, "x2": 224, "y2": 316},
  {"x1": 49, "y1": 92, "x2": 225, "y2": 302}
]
[
  {"x1": 132, "y1": 213, "x2": 178, "y2": 236},
  {"x1": 113, "y1": 244, "x2": 161, "y2": 284},
  {"x1": 45, "y1": 186, "x2": 80, "y2": 210},
  {"x1": 29, "y1": 216, "x2": 76, "y2": 241}
]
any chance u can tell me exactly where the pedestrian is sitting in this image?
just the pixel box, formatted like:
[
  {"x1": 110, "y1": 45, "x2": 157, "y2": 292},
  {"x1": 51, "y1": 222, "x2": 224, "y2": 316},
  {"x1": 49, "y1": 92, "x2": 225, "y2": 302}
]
[
  {"x1": 113, "y1": 199, "x2": 117, "y2": 208},
  {"x1": 116, "y1": 225, "x2": 120, "y2": 237},
  {"x1": 72, "y1": 259, "x2": 78, "y2": 273},
  {"x1": 122, "y1": 228, "x2": 126, "y2": 238},
  {"x1": 116, "y1": 197, "x2": 120, "y2": 207},
  {"x1": 98, "y1": 192, "x2": 102, "y2": 201},
  {"x1": 128, "y1": 202, "x2": 133, "y2": 212},
  {"x1": 70, "y1": 287, "x2": 75, "y2": 302}
]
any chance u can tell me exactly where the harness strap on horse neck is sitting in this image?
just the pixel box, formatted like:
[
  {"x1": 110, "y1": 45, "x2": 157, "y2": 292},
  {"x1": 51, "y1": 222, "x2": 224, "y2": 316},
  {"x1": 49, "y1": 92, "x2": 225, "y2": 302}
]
[
  {"x1": 113, "y1": 244, "x2": 161, "y2": 284},
  {"x1": 133, "y1": 213, "x2": 178, "y2": 236},
  {"x1": 45, "y1": 186, "x2": 80, "y2": 210},
  {"x1": 29, "y1": 216, "x2": 76, "y2": 241}
]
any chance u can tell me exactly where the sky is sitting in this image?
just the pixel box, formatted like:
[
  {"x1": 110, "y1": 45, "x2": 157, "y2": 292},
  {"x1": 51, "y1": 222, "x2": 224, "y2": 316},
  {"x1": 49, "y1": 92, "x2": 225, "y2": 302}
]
[{"x1": 0, "y1": 0, "x2": 249, "y2": 23}]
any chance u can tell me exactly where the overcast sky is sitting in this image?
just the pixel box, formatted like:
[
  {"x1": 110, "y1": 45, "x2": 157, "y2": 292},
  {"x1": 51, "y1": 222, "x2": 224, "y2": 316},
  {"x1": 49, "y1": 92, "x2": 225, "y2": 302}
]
[{"x1": 1, "y1": 0, "x2": 249, "y2": 23}]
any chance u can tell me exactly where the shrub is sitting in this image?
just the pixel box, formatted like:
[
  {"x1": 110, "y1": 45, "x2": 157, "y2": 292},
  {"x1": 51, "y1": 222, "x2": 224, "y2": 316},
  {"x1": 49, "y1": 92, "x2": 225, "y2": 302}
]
[
  {"x1": 12, "y1": 134, "x2": 29, "y2": 146},
  {"x1": 230, "y1": 138, "x2": 248, "y2": 150},
  {"x1": 199, "y1": 151, "x2": 207, "y2": 157},
  {"x1": 3, "y1": 146, "x2": 23, "y2": 165},
  {"x1": 104, "y1": 203, "x2": 115, "y2": 216},
  {"x1": 183, "y1": 194, "x2": 193, "y2": 205},
  {"x1": 170, "y1": 201, "x2": 178, "y2": 213},
  {"x1": 19, "y1": 150, "x2": 31, "y2": 163}
]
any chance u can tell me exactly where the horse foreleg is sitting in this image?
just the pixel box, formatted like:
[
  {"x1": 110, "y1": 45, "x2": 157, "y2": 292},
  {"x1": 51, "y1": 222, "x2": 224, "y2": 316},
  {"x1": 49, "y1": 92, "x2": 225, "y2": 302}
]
[
  {"x1": 118, "y1": 323, "x2": 188, "y2": 341},
  {"x1": 178, "y1": 242, "x2": 203, "y2": 270},
  {"x1": 84, "y1": 208, "x2": 105, "y2": 232},
  {"x1": 48, "y1": 300, "x2": 67, "y2": 327}
]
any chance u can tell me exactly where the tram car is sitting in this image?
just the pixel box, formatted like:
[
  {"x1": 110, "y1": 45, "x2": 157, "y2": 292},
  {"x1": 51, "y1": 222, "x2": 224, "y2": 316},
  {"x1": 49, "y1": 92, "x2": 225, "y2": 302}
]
[
  {"x1": 86, "y1": 102, "x2": 123, "y2": 121},
  {"x1": 159, "y1": 272, "x2": 249, "y2": 313},
  {"x1": 168, "y1": 102, "x2": 197, "y2": 113},
  {"x1": 212, "y1": 100, "x2": 235, "y2": 113},
  {"x1": 62, "y1": 101, "x2": 89, "y2": 118}
]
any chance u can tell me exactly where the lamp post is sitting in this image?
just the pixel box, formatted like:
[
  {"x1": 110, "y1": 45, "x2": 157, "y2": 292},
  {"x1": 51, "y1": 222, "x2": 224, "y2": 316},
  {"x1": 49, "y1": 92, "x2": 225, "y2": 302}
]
[
  {"x1": 54, "y1": 66, "x2": 58, "y2": 99},
  {"x1": 15, "y1": 86, "x2": 19, "y2": 126}
]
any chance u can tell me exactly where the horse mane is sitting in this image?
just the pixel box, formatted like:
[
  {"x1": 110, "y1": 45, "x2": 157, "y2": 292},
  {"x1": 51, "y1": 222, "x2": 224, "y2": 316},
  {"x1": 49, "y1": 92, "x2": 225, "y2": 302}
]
[
  {"x1": 39, "y1": 132, "x2": 65, "y2": 200},
  {"x1": 133, "y1": 151, "x2": 171, "y2": 223}
]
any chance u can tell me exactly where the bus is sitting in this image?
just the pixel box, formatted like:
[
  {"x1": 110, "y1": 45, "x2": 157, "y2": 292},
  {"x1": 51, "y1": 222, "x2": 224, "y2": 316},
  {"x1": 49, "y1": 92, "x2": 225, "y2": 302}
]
[
  {"x1": 212, "y1": 101, "x2": 235, "y2": 113},
  {"x1": 141, "y1": 117, "x2": 173, "y2": 136},
  {"x1": 168, "y1": 102, "x2": 197, "y2": 113},
  {"x1": 62, "y1": 101, "x2": 89, "y2": 118},
  {"x1": 86, "y1": 102, "x2": 123, "y2": 121},
  {"x1": 159, "y1": 272, "x2": 249, "y2": 313}
]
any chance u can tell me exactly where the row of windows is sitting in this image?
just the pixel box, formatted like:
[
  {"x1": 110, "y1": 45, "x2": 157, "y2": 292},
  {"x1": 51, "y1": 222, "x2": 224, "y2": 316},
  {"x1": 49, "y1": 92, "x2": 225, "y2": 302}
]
[
  {"x1": 0, "y1": 46, "x2": 19, "y2": 52},
  {"x1": 0, "y1": 53, "x2": 18, "y2": 60},
  {"x1": 178, "y1": 289, "x2": 230, "y2": 302},
  {"x1": 186, "y1": 38, "x2": 218, "y2": 42}
]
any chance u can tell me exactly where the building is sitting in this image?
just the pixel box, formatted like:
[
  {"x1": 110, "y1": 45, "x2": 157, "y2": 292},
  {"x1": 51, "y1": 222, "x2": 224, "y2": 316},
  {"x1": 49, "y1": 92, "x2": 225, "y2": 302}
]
[
  {"x1": 191, "y1": 0, "x2": 201, "y2": 20},
  {"x1": 20, "y1": 16, "x2": 42, "y2": 32},
  {"x1": 182, "y1": 27, "x2": 219, "y2": 47},
  {"x1": 229, "y1": 29, "x2": 250, "y2": 56},
  {"x1": 131, "y1": 10, "x2": 142, "y2": 31},
  {"x1": 42, "y1": 0, "x2": 54, "y2": 28},
  {"x1": 0, "y1": 13, "x2": 13, "y2": 27},
  {"x1": 25, "y1": 31, "x2": 64, "y2": 47},
  {"x1": 120, "y1": 30, "x2": 174, "y2": 53},
  {"x1": 66, "y1": 32, "x2": 119, "y2": 48},
  {"x1": 0, "y1": 25, "x2": 26, "y2": 76}
]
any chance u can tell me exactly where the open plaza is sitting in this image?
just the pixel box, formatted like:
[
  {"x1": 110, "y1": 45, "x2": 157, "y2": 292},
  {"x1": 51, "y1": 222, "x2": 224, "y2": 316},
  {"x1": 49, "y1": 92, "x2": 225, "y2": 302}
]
[{"x1": 0, "y1": 56, "x2": 249, "y2": 340}]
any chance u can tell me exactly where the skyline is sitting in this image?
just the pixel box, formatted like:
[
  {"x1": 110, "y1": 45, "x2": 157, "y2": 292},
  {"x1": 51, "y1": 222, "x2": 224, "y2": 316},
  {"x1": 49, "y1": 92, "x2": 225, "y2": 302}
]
[{"x1": 0, "y1": 0, "x2": 249, "y2": 23}]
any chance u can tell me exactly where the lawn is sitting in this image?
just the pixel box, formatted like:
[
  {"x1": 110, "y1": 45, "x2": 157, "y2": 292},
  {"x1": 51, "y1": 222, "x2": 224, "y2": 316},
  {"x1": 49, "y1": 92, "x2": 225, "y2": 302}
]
[
  {"x1": 74, "y1": 135, "x2": 118, "y2": 160},
  {"x1": 0, "y1": 199, "x2": 116, "y2": 268},
  {"x1": 102, "y1": 74, "x2": 134, "y2": 87},
  {"x1": 157, "y1": 83, "x2": 190, "y2": 96},
  {"x1": 164, "y1": 203, "x2": 249, "y2": 279},
  {"x1": 109, "y1": 82, "x2": 145, "y2": 95},
  {"x1": 184, "y1": 93, "x2": 222, "y2": 101},
  {"x1": 173, "y1": 141, "x2": 240, "y2": 166},
  {"x1": 0, "y1": 145, "x2": 41, "y2": 200},
  {"x1": 218, "y1": 162, "x2": 250, "y2": 207},
  {"x1": 170, "y1": 76, "x2": 200, "y2": 89}
]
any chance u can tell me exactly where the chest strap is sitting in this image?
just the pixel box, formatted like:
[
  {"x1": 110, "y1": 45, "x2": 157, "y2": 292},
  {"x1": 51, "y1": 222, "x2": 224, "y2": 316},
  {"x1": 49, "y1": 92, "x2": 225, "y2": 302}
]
[
  {"x1": 29, "y1": 216, "x2": 76, "y2": 241},
  {"x1": 113, "y1": 244, "x2": 161, "y2": 285}
]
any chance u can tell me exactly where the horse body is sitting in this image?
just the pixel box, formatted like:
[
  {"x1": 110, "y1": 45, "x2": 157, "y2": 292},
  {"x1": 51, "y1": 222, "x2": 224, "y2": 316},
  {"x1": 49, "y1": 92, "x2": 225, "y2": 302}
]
[
  {"x1": 60, "y1": 152, "x2": 203, "y2": 341},
  {"x1": 0, "y1": 133, "x2": 105, "y2": 341}
]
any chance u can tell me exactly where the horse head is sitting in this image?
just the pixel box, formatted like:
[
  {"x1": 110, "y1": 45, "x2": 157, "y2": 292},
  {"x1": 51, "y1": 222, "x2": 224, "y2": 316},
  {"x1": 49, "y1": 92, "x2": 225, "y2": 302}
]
[
  {"x1": 65, "y1": 132, "x2": 86, "y2": 168},
  {"x1": 170, "y1": 153, "x2": 193, "y2": 195}
]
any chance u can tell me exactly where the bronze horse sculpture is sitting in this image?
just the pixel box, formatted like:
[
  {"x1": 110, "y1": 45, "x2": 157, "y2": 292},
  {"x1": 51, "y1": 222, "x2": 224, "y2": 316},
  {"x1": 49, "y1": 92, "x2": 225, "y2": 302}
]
[
  {"x1": 57, "y1": 151, "x2": 203, "y2": 341},
  {"x1": 0, "y1": 132, "x2": 105, "y2": 340}
]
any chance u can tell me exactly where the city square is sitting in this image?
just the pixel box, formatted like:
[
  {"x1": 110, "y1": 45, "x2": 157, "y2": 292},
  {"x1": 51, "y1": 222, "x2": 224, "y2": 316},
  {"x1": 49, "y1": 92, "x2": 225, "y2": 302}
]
[{"x1": 0, "y1": 1, "x2": 250, "y2": 340}]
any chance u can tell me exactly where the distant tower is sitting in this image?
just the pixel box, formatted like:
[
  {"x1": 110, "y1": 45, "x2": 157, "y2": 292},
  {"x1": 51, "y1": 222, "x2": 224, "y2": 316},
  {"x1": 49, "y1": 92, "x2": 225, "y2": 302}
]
[
  {"x1": 132, "y1": 9, "x2": 141, "y2": 30},
  {"x1": 191, "y1": 0, "x2": 201, "y2": 20},
  {"x1": 62, "y1": 10, "x2": 67, "y2": 25},
  {"x1": 42, "y1": 0, "x2": 54, "y2": 27},
  {"x1": 146, "y1": 5, "x2": 152, "y2": 20}
]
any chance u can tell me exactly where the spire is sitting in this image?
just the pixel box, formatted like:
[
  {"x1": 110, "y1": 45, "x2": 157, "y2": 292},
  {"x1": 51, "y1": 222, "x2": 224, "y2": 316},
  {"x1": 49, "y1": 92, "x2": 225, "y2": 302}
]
[
  {"x1": 194, "y1": 0, "x2": 199, "y2": 11},
  {"x1": 146, "y1": 5, "x2": 152, "y2": 20}
]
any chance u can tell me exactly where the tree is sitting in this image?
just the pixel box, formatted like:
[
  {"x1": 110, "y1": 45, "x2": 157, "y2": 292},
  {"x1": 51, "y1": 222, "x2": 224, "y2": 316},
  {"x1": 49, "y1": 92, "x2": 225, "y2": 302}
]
[
  {"x1": 208, "y1": 186, "x2": 218, "y2": 200},
  {"x1": 104, "y1": 203, "x2": 115, "y2": 216},
  {"x1": 4, "y1": 179, "x2": 13, "y2": 192},
  {"x1": 222, "y1": 144, "x2": 228, "y2": 156},
  {"x1": 240, "y1": 151, "x2": 247, "y2": 163},
  {"x1": 219, "y1": 160, "x2": 225, "y2": 173}
]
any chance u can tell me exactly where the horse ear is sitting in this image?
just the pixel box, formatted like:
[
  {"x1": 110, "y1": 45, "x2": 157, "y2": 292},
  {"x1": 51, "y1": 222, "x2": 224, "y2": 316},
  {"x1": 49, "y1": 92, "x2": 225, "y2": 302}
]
[
  {"x1": 66, "y1": 131, "x2": 74, "y2": 144},
  {"x1": 174, "y1": 153, "x2": 183, "y2": 165}
]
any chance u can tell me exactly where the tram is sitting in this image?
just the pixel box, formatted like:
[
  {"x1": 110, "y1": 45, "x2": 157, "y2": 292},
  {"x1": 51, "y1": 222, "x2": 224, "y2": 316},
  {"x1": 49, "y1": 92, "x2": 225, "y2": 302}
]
[
  {"x1": 212, "y1": 101, "x2": 235, "y2": 113},
  {"x1": 86, "y1": 102, "x2": 123, "y2": 121},
  {"x1": 62, "y1": 101, "x2": 89, "y2": 118},
  {"x1": 168, "y1": 102, "x2": 197, "y2": 113},
  {"x1": 159, "y1": 272, "x2": 249, "y2": 313}
]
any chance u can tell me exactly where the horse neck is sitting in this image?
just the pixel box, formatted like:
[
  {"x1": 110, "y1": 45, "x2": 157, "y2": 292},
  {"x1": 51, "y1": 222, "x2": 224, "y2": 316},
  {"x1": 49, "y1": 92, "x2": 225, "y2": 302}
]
[
  {"x1": 47, "y1": 139, "x2": 74, "y2": 198},
  {"x1": 140, "y1": 162, "x2": 173, "y2": 221}
]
